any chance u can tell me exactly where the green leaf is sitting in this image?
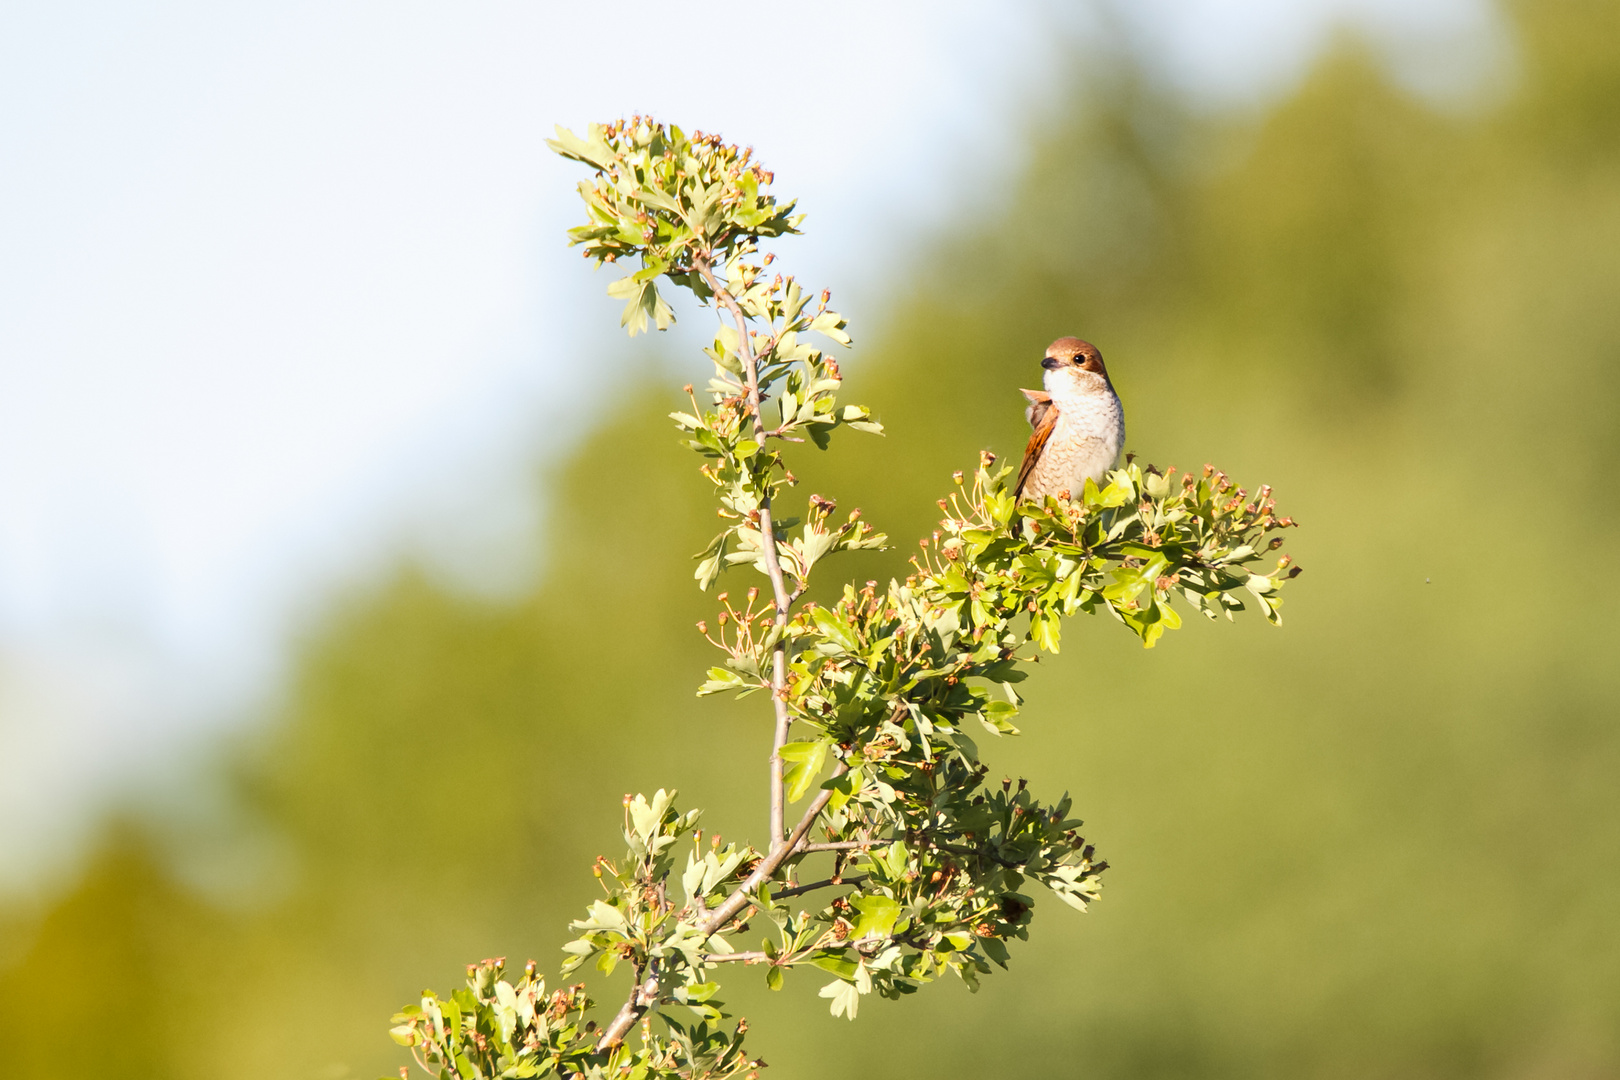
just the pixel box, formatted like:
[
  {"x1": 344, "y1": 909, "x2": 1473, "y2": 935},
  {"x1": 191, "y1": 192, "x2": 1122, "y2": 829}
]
[
  {"x1": 576, "y1": 899, "x2": 627, "y2": 931},
  {"x1": 818, "y1": 978, "x2": 862, "y2": 1020},
  {"x1": 777, "y1": 740, "x2": 826, "y2": 763},
  {"x1": 697, "y1": 667, "x2": 747, "y2": 696},
  {"x1": 780, "y1": 740, "x2": 828, "y2": 803},
  {"x1": 848, "y1": 894, "x2": 901, "y2": 939},
  {"x1": 806, "y1": 952, "x2": 858, "y2": 979},
  {"x1": 809, "y1": 606, "x2": 859, "y2": 652}
]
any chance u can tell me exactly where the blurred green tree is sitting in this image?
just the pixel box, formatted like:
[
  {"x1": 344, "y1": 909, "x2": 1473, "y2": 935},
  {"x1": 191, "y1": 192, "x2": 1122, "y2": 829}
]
[{"x1": 3, "y1": 2, "x2": 1619, "y2": 1077}]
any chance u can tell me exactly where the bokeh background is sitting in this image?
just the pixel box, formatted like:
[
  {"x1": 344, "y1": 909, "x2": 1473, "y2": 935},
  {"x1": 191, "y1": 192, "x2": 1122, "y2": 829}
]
[{"x1": 4, "y1": 1, "x2": 1619, "y2": 1077}]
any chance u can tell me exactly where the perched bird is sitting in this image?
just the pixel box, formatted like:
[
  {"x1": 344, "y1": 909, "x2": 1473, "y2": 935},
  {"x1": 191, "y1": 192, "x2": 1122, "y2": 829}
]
[{"x1": 1014, "y1": 336, "x2": 1125, "y2": 502}]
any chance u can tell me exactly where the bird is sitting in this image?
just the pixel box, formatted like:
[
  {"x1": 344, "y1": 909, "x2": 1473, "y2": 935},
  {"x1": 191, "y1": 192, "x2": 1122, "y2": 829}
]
[{"x1": 1014, "y1": 336, "x2": 1125, "y2": 503}]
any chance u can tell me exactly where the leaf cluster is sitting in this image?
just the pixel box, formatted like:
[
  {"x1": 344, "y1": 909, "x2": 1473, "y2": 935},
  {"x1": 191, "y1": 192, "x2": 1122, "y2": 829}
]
[
  {"x1": 673, "y1": 294, "x2": 883, "y2": 592},
  {"x1": 682, "y1": 458, "x2": 1297, "y2": 1016},
  {"x1": 548, "y1": 117, "x2": 800, "y2": 335},
  {"x1": 389, "y1": 953, "x2": 755, "y2": 1080}
]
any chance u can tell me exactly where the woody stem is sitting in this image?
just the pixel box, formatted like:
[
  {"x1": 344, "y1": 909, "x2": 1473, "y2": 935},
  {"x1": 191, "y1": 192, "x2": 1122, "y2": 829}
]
[
  {"x1": 593, "y1": 765, "x2": 849, "y2": 1052},
  {"x1": 694, "y1": 764, "x2": 848, "y2": 937},
  {"x1": 693, "y1": 253, "x2": 795, "y2": 856},
  {"x1": 593, "y1": 964, "x2": 658, "y2": 1053}
]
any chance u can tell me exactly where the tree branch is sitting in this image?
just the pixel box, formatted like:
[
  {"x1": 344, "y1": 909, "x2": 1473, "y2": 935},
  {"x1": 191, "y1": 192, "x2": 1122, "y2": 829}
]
[
  {"x1": 772, "y1": 874, "x2": 867, "y2": 901},
  {"x1": 597, "y1": 257, "x2": 840, "y2": 1055},
  {"x1": 594, "y1": 968, "x2": 658, "y2": 1052},
  {"x1": 702, "y1": 951, "x2": 771, "y2": 964},
  {"x1": 696, "y1": 763, "x2": 849, "y2": 938},
  {"x1": 693, "y1": 253, "x2": 796, "y2": 855},
  {"x1": 799, "y1": 841, "x2": 880, "y2": 853},
  {"x1": 934, "y1": 842, "x2": 1024, "y2": 869}
]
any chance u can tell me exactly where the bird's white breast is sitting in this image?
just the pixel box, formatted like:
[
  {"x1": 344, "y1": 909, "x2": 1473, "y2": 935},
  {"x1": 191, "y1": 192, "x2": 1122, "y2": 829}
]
[{"x1": 1043, "y1": 369, "x2": 1125, "y2": 491}]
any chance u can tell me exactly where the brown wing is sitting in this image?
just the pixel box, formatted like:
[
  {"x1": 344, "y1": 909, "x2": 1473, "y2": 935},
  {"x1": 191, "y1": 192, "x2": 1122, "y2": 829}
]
[
  {"x1": 1020, "y1": 388, "x2": 1052, "y2": 430},
  {"x1": 1014, "y1": 398, "x2": 1060, "y2": 499}
]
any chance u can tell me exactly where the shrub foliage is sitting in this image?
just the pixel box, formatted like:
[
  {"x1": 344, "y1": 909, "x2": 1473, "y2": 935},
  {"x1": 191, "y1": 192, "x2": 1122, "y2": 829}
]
[{"x1": 388, "y1": 117, "x2": 1301, "y2": 1080}]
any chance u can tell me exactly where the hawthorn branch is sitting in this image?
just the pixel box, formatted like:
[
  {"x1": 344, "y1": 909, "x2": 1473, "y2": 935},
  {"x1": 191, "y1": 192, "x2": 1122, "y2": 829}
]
[
  {"x1": 595, "y1": 766, "x2": 849, "y2": 1052},
  {"x1": 595, "y1": 963, "x2": 658, "y2": 1052},
  {"x1": 702, "y1": 951, "x2": 771, "y2": 964},
  {"x1": 696, "y1": 763, "x2": 849, "y2": 938},
  {"x1": 773, "y1": 874, "x2": 868, "y2": 901},
  {"x1": 799, "y1": 841, "x2": 879, "y2": 853},
  {"x1": 693, "y1": 253, "x2": 796, "y2": 855},
  {"x1": 598, "y1": 246, "x2": 844, "y2": 1057},
  {"x1": 934, "y1": 842, "x2": 1027, "y2": 870}
]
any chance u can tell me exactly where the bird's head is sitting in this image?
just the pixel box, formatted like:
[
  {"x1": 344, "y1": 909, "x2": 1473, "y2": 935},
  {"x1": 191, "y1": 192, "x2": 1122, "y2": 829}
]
[{"x1": 1040, "y1": 336, "x2": 1111, "y2": 392}]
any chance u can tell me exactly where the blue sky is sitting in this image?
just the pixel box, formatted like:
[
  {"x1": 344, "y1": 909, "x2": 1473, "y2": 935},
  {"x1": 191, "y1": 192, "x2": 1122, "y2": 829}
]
[{"x1": 0, "y1": 0, "x2": 1504, "y2": 892}]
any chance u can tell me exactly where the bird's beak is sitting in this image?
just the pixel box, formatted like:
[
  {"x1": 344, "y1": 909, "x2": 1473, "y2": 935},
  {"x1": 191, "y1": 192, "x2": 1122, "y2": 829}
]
[{"x1": 1040, "y1": 356, "x2": 1061, "y2": 370}]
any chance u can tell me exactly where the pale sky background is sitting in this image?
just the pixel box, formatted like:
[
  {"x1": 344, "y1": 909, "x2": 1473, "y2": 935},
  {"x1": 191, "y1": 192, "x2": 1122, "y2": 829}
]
[{"x1": 0, "y1": 0, "x2": 1505, "y2": 894}]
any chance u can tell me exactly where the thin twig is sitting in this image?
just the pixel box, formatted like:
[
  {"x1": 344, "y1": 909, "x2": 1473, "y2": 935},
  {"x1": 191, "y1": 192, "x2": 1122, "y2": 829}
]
[
  {"x1": 934, "y1": 842, "x2": 1022, "y2": 869},
  {"x1": 701, "y1": 951, "x2": 771, "y2": 964},
  {"x1": 799, "y1": 841, "x2": 880, "y2": 853},
  {"x1": 763, "y1": 424, "x2": 806, "y2": 441},
  {"x1": 772, "y1": 874, "x2": 867, "y2": 901},
  {"x1": 693, "y1": 253, "x2": 796, "y2": 855}
]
